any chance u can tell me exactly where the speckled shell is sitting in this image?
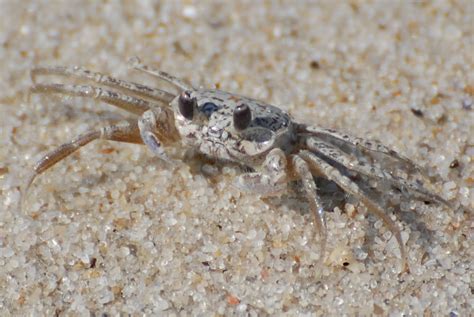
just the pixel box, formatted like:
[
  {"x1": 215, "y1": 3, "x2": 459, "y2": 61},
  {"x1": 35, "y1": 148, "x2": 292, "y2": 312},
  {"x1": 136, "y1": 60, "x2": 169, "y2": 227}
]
[{"x1": 172, "y1": 89, "x2": 296, "y2": 166}]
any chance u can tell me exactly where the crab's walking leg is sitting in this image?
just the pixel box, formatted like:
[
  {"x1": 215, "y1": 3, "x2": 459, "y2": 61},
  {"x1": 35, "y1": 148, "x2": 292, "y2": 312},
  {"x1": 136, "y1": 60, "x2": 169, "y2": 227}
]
[
  {"x1": 31, "y1": 66, "x2": 175, "y2": 103},
  {"x1": 298, "y1": 124, "x2": 424, "y2": 177},
  {"x1": 305, "y1": 138, "x2": 449, "y2": 205},
  {"x1": 22, "y1": 121, "x2": 142, "y2": 208},
  {"x1": 291, "y1": 155, "x2": 327, "y2": 266},
  {"x1": 128, "y1": 57, "x2": 192, "y2": 91},
  {"x1": 31, "y1": 84, "x2": 153, "y2": 115},
  {"x1": 299, "y1": 150, "x2": 409, "y2": 273},
  {"x1": 138, "y1": 107, "x2": 180, "y2": 164},
  {"x1": 233, "y1": 148, "x2": 288, "y2": 196}
]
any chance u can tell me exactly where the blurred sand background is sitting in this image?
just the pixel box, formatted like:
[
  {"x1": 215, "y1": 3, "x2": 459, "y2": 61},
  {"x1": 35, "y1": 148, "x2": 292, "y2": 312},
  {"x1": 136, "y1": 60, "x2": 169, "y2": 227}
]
[{"x1": 0, "y1": 1, "x2": 472, "y2": 315}]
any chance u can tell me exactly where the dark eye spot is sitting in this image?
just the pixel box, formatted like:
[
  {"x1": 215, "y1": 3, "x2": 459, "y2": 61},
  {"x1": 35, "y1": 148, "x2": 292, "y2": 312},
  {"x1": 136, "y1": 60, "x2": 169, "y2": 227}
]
[
  {"x1": 201, "y1": 102, "x2": 219, "y2": 117},
  {"x1": 178, "y1": 90, "x2": 196, "y2": 120},
  {"x1": 233, "y1": 104, "x2": 252, "y2": 131}
]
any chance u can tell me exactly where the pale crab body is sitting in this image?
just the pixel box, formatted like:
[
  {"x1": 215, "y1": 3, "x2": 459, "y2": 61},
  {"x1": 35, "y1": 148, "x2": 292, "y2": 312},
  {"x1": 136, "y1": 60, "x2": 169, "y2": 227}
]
[
  {"x1": 24, "y1": 58, "x2": 449, "y2": 273},
  {"x1": 172, "y1": 89, "x2": 296, "y2": 166}
]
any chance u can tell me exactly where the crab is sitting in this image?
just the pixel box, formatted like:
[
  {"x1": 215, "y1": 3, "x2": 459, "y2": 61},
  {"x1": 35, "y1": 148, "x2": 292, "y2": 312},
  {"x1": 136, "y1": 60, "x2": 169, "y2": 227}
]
[{"x1": 23, "y1": 57, "x2": 449, "y2": 272}]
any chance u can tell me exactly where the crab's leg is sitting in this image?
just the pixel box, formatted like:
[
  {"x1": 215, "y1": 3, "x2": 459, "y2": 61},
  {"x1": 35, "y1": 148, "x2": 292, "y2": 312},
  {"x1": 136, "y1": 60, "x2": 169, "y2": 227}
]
[
  {"x1": 299, "y1": 149, "x2": 409, "y2": 273},
  {"x1": 31, "y1": 66, "x2": 175, "y2": 103},
  {"x1": 233, "y1": 148, "x2": 288, "y2": 196},
  {"x1": 22, "y1": 120, "x2": 143, "y2": 200},
  {"x1": 128, "y1": 57, "x2": 192, "y2": 91},
  {"x1": 305, "y1": 137, "x2": 449, "y2": 206},
  {"x1": 298, "y1": 124, "x2": 424, "y2": 177},
  {"x1": 31, "y1": 83, "x2": 154, "y2": 115},
  {"x1": 291, "y1": 154, "x2": 327, "y2": 266}
]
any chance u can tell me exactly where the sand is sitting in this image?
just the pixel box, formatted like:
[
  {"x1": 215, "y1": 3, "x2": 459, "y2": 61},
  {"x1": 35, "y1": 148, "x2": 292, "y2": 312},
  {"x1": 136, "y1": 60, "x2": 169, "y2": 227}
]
[{"x1": 0, "y1": 1, "x2": 472, "y2": 315}]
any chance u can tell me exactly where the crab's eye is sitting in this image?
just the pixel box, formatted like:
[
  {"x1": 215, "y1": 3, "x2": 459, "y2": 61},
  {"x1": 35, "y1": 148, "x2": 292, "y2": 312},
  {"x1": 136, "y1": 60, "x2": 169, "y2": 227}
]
[
  {"x1": 178, "y1": 91, "x2": 196, "y2": 120},
  {"x1": 233, "y1": 104, "x2": 252, "y2": 131}
]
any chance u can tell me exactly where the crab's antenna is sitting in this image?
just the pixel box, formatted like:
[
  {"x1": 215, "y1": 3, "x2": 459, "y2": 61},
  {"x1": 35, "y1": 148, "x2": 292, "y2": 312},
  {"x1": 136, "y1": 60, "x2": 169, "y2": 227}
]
[{"x1": 128, "y1": 57, "x2": 193, "y2": 91}]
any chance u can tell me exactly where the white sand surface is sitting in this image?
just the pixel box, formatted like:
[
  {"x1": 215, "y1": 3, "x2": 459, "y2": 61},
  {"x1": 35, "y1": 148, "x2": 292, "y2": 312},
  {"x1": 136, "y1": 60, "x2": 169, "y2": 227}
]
[{"x1": 0, "y1": 1, "x2": 472, "y2": 315}]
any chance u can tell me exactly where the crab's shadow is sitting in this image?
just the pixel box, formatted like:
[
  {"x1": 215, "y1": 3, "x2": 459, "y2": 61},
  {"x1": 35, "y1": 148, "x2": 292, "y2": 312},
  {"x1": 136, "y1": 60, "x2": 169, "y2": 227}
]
[{"x1": 266, "y1": 177, "x2": 441, "y2": 257}]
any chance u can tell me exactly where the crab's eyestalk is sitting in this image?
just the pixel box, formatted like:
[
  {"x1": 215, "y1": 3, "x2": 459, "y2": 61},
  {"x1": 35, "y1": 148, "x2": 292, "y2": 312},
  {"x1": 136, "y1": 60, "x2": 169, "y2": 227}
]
[
  {"x1": 178, "y1": 91, "x2": 197, "y2": 120},
  {"x1": 233, "y1": 103, "x2": 252, "y2": 131}
]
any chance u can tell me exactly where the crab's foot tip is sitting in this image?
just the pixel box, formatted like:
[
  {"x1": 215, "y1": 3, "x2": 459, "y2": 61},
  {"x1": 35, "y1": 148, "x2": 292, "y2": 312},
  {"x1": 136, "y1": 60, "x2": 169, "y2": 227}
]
[
  {"x1": 19, "y1": 197, "x2": 28, "y2": 215},
  {"x1": 398, "y1": 254, "x2": 410, "y2": 274},
  {"x1": 319, "y1": 241, "x2": 327, "y2": 263},
  {"x1": 19, "y1": 190, "x2": 27, "y2": 214},
  {"x1": 399, "y1": 261, "x2": 410, "y2": 275},
  {"x1": 20, "y1": 173, "x2": 37, "y2": 213}
]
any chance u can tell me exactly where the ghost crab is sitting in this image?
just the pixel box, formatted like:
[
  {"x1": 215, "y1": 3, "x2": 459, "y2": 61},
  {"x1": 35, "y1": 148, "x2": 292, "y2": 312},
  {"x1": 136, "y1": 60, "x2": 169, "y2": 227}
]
[{"x1": 24, "y1": 57, "x2": 449, "y2": 272}]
